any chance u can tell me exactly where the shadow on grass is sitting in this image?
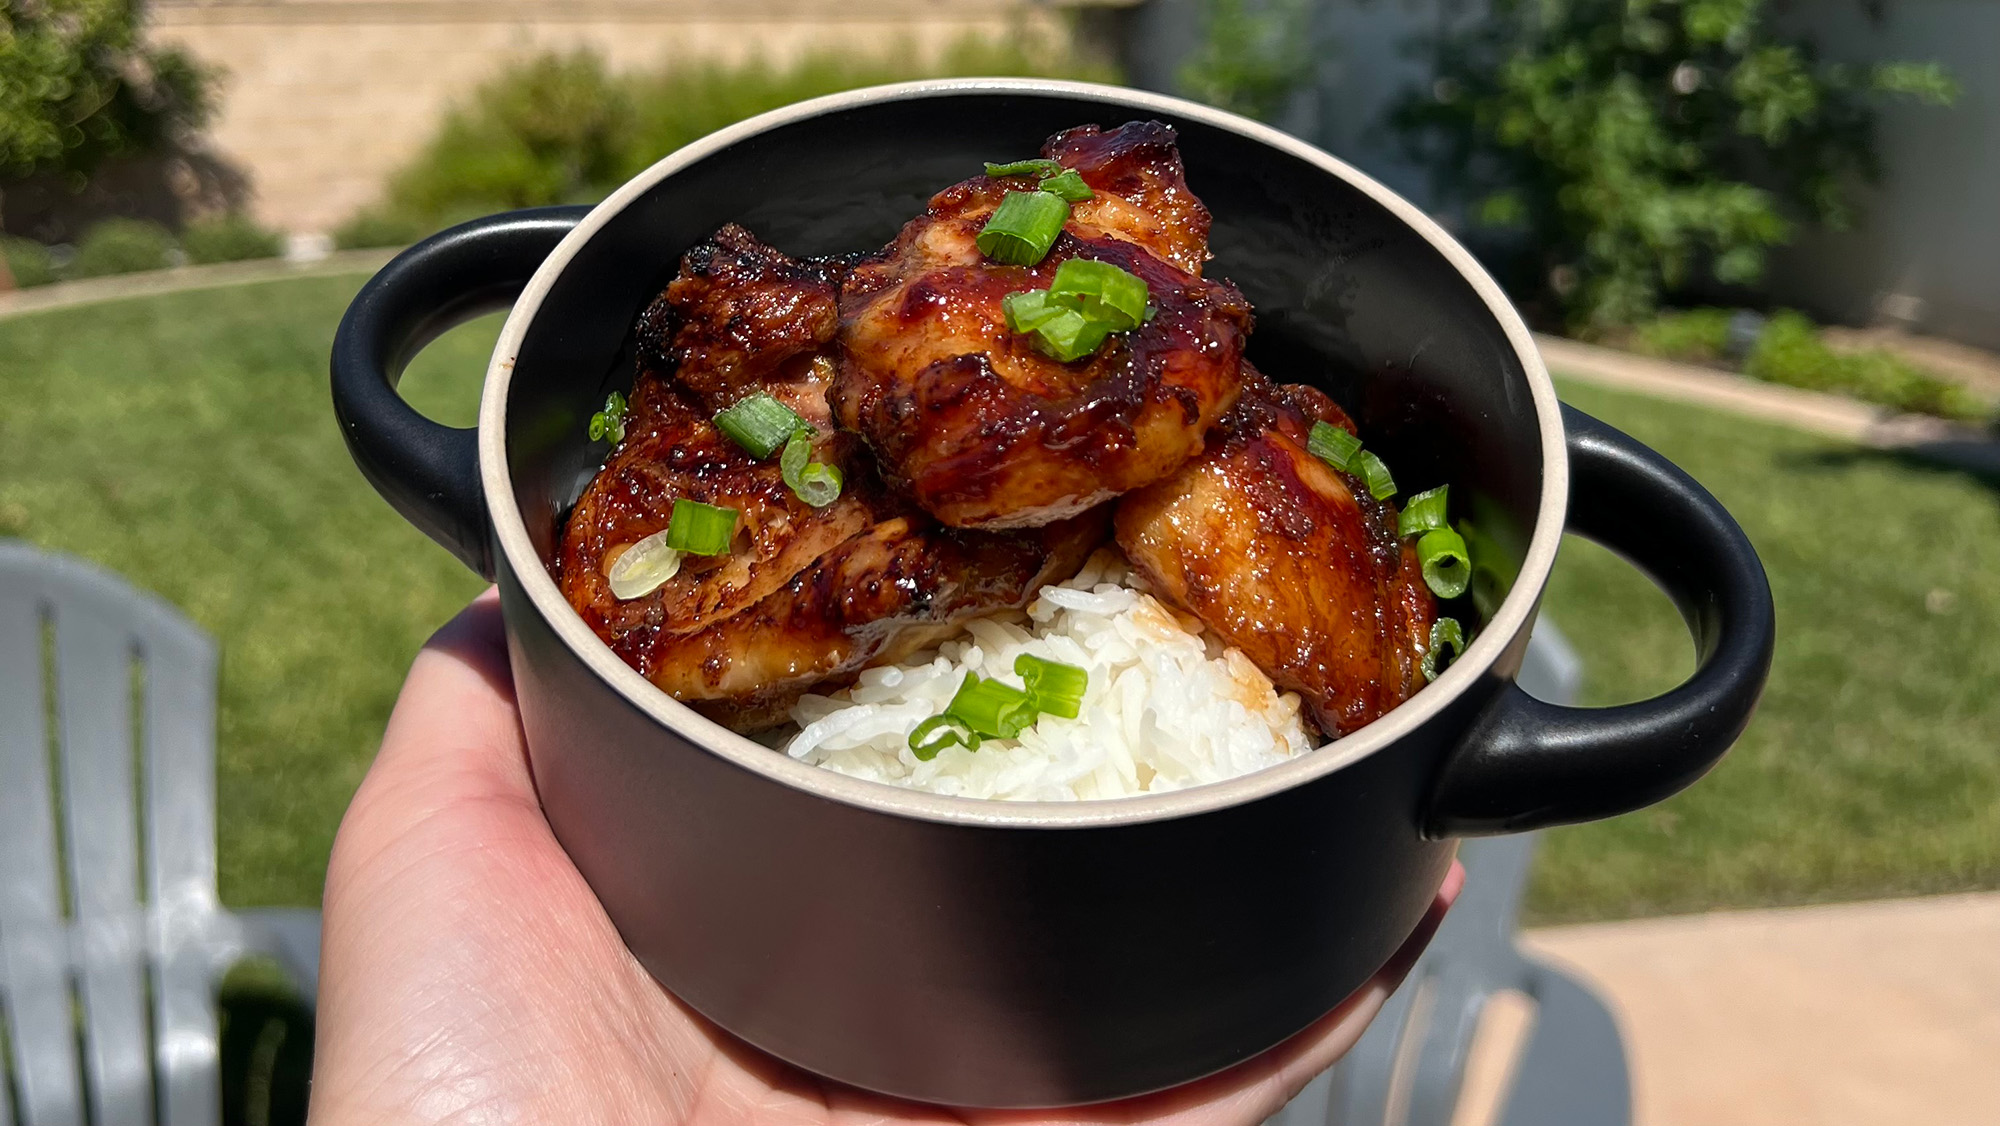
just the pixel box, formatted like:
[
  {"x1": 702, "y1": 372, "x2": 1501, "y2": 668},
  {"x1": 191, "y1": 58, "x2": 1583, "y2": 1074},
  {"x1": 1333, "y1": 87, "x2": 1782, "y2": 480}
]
[
  {"x1": 1782, "y1": 439, "x2": 2000, "y2": 497},
  {"x1": 218, "y1": 960, "x2": 313, "y2": 1126}
]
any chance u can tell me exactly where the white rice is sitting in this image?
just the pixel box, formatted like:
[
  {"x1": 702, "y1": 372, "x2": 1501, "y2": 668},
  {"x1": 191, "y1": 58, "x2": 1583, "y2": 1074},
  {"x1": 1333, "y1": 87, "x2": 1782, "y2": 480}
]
[{"x1": 781, "y1": 549, "x2": 1317, "y2": 800}]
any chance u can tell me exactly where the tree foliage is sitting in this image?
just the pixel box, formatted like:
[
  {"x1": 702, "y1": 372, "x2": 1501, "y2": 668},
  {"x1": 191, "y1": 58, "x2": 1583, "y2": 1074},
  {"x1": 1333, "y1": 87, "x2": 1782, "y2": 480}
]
[
  {"x1": 1394, "y1": 0, "x2": 1955, "y2": 331},
  {"x1": 1177, "y1": 0, "x2": 1313, "y2": 123},
  {"x1": 0, "y1": 0, "x2": 212, "y2": 183}
]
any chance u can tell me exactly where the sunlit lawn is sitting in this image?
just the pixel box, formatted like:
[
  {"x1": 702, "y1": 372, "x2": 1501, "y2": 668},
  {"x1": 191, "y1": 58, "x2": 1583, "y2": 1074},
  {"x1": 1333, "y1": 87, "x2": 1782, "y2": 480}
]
[{"x1": 1, "y1": 275, "x2": 1994, "y2": 920}]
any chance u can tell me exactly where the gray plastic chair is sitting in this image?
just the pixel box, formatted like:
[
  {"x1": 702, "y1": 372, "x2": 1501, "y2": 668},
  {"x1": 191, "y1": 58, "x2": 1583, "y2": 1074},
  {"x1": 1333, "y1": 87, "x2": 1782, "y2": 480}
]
[
  {"x1": 1271, "y1": 625, "x2": 1632, "y2": 1126},
  {"x1": 0, "y1": 541, "x2": 321, "y2": 1126}
]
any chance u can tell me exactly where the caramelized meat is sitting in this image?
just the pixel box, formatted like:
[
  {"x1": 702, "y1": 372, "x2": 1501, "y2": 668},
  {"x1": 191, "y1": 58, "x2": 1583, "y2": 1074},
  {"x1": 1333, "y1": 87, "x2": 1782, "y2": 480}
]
[
  {"x1": 557, "y1": 373, "x2": 872, "y2": 644},
  {"x1": 636, "y1": 222, "x2": 846, "y2": 413},
  {"x1": 1114, "y1": 375, "x2": 1436, "y2": 736},
  {"x1": 652, "y1": 511, "x2": 1109, "y2": 729},
  {"x1": 833, "y1": 121, "x2": 1251, "y2": 530},
  {"x1": 562, "y1": 226, "x2": 871, "y2": 641},
  {"x1": 1041, "y1": 121, "x2": 1212, "y2": 276}
]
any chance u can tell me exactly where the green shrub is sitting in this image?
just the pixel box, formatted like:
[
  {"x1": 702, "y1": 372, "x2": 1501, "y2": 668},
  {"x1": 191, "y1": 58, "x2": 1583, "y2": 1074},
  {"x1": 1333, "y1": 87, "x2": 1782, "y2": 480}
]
[
  {"x1": 351, "y1": 32, "x2": 1115, "y2": 235},
  {"x1": 66, "y1": 219, "x2": 177, "y2": 278},
  {"x1": 181, "y1": 214, "x2": 284, "y2": 264},
  {"x1": 1396, "y1": 0, "x2": 1956, "y2": 331},
  {"x1": 333, "y1": 209, "x2": 431, "y2": 250},
  {"x1": 1631, "y1": 308, "x2": 1733, "y2": 365},
  {"x1": 2, "y1": 237, "x2": 59, "y2": 288},
  {"x1": 387, "y1": 51, "x2": 636, "y2": 216},
  {"x1": 1745, "y1": 311, "x2": 1988, "y2": 422},
  {"x1": 1176, "y1": 0, "x2": 1313, "y2": 122},
  {"x1": 331, "y1": 205, "x2": 494, "y2": 251}
]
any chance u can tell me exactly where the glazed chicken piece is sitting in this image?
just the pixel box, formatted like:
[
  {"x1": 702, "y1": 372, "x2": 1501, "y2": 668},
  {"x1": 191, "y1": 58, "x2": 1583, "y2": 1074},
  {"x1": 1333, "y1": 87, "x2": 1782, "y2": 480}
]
[
  {"x1": 834, "y1": 121, "x2": 1252, "y2": 530},
  {"x1": 561, "y1": 224, "x2": 1106, "y2": 721},
  {"x1": 559, "y1": 229, "x2": 871, "y2": 643},
  {"x1": 636, "y1": 221, "x2": 848, "y2": 419},
  {"x1": 653, "y1": 510, "x2": 1109, "y2": 729},
  {"x1": 1114, "y1": 374, "x2": 1437, "y2": 737}
]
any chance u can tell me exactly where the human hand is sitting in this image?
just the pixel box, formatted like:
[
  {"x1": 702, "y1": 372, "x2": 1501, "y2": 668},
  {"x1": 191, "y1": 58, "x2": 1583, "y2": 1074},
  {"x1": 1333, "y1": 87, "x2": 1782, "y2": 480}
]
[{"x1": 307, "y1": 590, "x2": 1462, "y2": 1126}]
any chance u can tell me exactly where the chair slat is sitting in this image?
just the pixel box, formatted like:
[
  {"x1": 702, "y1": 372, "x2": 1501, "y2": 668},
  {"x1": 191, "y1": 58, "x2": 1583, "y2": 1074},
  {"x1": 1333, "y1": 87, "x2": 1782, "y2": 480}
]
[
  {"x1": 69, "y1": 918, "x2": 153, "y2": 1126},
  {"x1": 0, "y1": 918, "x2": 85, "y2": 1126},
  {"x1": 52, "y1": 605, "x2": 153, "y2": 1126},
  {"x1": 1500, "y1": 962, "x2": 1632, "y2": 1126},
  {"x1": 151, "y1": 949, "x2": 220, "y2": 1126},
  {"x1": 141, "y1": 632, "x2": 218, "y2": 917},
  {"x1": 140, "y1": 626, "x2": 221, "y2": 1126},
  {"x1": 0, "y1": 589, "x2": 62, "y2": 924},
  {"x1": 53, "y1": 603, "x2": 140, "y2": 916}
]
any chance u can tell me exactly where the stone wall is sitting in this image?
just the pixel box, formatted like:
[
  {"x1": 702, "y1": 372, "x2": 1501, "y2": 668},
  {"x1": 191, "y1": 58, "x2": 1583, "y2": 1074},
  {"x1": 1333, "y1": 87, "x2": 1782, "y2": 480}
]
[{"x1": 150, "y1": 1, "x2": 1122, "y2": 234}]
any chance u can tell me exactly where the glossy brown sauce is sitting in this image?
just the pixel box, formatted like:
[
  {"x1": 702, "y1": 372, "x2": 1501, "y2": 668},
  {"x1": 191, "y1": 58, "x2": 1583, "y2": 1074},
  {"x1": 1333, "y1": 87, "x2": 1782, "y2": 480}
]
[{"x1": 554, "y1": 121, "x2": 1436, "y2": 734}]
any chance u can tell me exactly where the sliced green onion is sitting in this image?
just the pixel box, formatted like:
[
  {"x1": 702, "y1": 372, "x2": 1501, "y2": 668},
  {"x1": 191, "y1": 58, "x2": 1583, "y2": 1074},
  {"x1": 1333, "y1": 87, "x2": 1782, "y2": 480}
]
[
  {"x1": 1307, "y1": 421, "x2": 1361, "y2": 471},
  {"x1": 1047, "y1": 258, "x2": 1149, "y2": 331},
  {"x1": 984, "y1": 157, "x2": 1063, "y2": 178},
  {"x1": 947, "y1": 672, "x2": 1038, "y2": 739},
  {"x1": 1421, "y1": 617, "x2": 1466, "y2": 682},
  {"x1": 1015, "y1": 654, "x2": 1087, "y2": 719},
  {"x1": 714, "y1": 392, "x2": 806, "y2": 459},
  {"x1": 665, "y1": 498, "x2": 737, "y2": 556},
  {"x1": 1038, "y1": 168, "x2": 1094, "y2": 202},
  {"x1": 908, "y1": 714, "x2": 980, "y2": 760},
  {"x1": 977, "y1": 190, "x2": 1069, "y2": 266},
  {"x1": 1354, "y1": 450, "x2": 1397, "y2": 500},
  {"x1": 1417, "y1": 527, "x2": 1471, "y2": 599},
  {"x1": 779, "y1": 430, "x2": 844, "y2": 507},
  {"x1": 795, "y1": 462, "x2": 843, "y2": 508},
  {"x1": 780, "y1": 429, "x2": 810, "y2": 488},
  {"x1": 588, "y1": 391, "x2": 627, "y2": 444},
  {"x1": 1003, "y1": 289, "x2": 1066, "y2": 334},
  {"x1": 1030, "y1": 307, "x2": 1113, "y2": 363},
  {"x1": 605, "y1": 529, "x2": 681, "y2": 600},
  {"x1": 1398, "y1": 485, "x2": 1450, "y2": 537}
]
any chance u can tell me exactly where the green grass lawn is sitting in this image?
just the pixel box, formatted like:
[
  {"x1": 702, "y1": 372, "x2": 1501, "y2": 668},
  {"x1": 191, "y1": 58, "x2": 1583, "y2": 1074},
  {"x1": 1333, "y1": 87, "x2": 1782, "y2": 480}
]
[{"x1": 2, "y1": 276, "x2": 1995, "y2": 920}]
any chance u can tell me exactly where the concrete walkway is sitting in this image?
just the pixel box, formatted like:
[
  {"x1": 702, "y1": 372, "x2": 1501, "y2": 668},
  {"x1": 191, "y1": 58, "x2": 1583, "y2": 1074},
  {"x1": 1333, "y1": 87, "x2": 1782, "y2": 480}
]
[
  {"x1": 1537, "y1": 333, "x2": 2000, "y2": 475},
  {"x1": 1523, "y1": 892, "x2": 2000, "y2": 1126},
  {"x1": 0, "y1": 249, "x2": 394, "y2": 321}
]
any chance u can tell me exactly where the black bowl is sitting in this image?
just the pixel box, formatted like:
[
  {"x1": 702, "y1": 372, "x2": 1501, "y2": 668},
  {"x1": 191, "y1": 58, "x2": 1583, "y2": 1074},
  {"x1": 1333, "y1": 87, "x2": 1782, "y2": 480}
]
[{"x1": 332, "y1": 79, "x2": 1773, "y2": 1107}]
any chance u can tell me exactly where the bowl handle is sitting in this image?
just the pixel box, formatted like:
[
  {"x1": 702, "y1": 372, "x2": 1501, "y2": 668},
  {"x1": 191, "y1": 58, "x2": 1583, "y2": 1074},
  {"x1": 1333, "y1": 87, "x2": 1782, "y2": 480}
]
[
  {"x1": 1423, "y1": 405, "x2": 1776, "y2": 836},
  {"x1": 331, "y1": 206, "x2": 592, "y2": 579}
]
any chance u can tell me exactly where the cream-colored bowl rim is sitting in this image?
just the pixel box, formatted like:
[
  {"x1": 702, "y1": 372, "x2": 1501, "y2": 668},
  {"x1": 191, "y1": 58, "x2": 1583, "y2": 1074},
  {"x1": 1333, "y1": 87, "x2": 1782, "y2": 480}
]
[{"x1": 476, "y1": 78, "x2": 1568, "y2": 828}]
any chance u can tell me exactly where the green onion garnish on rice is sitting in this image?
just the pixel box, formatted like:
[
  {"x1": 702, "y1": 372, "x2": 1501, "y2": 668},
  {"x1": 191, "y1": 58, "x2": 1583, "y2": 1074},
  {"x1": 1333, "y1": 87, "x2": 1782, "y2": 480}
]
[
  {"x1": 1422, "y1": 617, "x2": 1466, "y2": 682},
  {"x1": 1307, "y1": 421, "x2": 1361, "y2": 472},
  {"x1": 946, "y1": 672, "x2": 1039, "y2": 739},
  {"x1": 908, "y1": 714, "x2": 980, "y2": 761},
  {"x1": 665, "y1": 499, "x2": 737, "y2": 556},
  {"x1": 1417, "y1": 527, "x2": 1471, "y2": 599},
  {"x1": 1016, "y1": 654, "x2": 1088, "y2": 719},
  {"x1": 977, "y1": 190, "x2": 1069, "y2": 266},
  {"x1": 907, "y1": 659, "x2": 1093, "y2": 757},
  {"x1": 714, "y1": 392, "x2": 807, "y2": 459}
]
